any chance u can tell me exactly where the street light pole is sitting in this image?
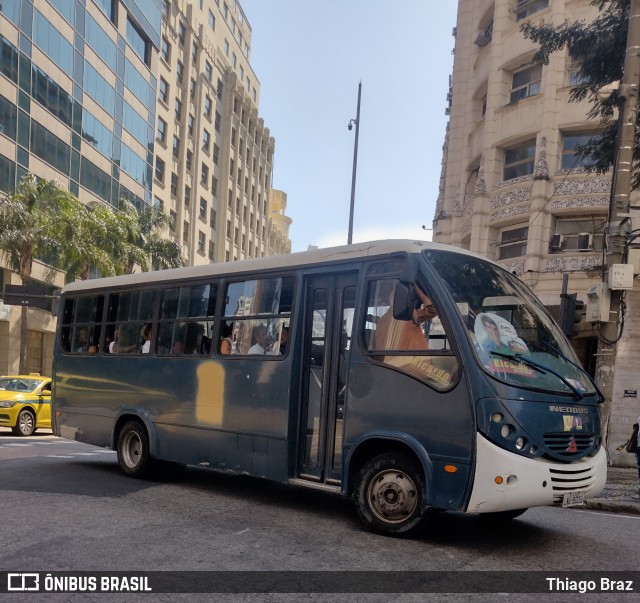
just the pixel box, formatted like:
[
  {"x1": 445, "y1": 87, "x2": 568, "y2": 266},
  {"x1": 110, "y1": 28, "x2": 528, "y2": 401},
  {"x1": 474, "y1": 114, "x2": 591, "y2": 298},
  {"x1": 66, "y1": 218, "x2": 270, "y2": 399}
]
[{"x1": 347, "y1": 82, "x2": 362, "y2": 245}]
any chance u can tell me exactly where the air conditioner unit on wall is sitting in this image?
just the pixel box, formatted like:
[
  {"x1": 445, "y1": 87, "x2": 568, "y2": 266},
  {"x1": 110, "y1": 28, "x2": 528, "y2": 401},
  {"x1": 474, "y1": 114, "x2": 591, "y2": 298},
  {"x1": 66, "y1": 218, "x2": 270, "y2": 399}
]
[
  {"x1": 577, "y1": 233, "x2": 593, "y2": 252},
  {"x1": 549, "y1": 234, "x2": 564, "y2": 251}
]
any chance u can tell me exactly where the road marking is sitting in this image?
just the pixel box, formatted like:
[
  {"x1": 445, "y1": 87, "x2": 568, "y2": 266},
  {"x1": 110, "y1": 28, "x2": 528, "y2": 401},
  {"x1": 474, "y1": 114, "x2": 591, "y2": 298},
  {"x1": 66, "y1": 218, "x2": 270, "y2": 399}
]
[
  {"x1": 47, "y1": 455, "x2": 75, "y2": 459},
  {"x1": 3, "y1": 443, "x2": 31, "y2": 447}
]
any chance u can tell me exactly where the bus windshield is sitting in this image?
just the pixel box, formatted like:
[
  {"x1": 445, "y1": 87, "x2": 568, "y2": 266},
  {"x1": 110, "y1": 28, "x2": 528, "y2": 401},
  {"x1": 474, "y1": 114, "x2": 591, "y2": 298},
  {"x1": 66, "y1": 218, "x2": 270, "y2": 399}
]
[{"x1": 423, "y1": 250, "x2": 596, "y2": 398}]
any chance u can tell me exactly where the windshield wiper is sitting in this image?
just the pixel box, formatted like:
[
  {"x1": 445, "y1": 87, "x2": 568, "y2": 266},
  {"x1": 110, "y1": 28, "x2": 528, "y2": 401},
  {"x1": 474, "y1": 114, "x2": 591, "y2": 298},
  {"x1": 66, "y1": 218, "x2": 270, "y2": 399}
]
[
  {"x1": 520, "y1": 338, "x2": 604, "y2": 403},
  {"x1": 489, "y1": 351, "x2": 584, "y2": 401}
]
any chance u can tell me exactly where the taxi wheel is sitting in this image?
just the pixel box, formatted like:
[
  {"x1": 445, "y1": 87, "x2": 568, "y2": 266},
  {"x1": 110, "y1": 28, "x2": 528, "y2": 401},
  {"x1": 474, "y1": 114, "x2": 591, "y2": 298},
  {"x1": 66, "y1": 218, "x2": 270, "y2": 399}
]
[
  {"x1": 117, "y1": 420, "x2": 152, "y2": 478},
  {"x1": 12, "y1": 409, "x2": 36, "y2": 437}
]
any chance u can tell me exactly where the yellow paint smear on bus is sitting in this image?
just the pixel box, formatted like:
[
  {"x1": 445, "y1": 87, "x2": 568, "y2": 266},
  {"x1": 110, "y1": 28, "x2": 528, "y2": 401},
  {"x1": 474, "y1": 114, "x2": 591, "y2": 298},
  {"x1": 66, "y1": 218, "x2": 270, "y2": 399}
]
[{"x1": 196, "y1": 362, "x2": 225, "y2": 426}]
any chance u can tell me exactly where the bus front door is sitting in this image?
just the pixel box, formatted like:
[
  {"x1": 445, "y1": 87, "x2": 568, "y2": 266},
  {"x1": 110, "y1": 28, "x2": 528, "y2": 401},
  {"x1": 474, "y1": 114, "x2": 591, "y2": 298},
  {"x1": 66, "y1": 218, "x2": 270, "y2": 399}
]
[{"x1": 298, "y1": 272, "x2": 357, "y2": 486}]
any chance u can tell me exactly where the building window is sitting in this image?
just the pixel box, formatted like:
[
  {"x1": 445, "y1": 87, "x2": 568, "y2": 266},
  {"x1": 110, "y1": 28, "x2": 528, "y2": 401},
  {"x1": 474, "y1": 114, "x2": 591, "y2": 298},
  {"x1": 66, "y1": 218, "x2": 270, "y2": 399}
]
[
  {"x1": 568, "y1": 54, "x2": 588, "y2": 86},
  {"x1": 205, "y1": 61, "x2": 212, "y2": 81},
  {"x1": 188, "y1": 114, "x2": 194, "y2": 137},
  {"x1": 127, "y1": 18, "x2": 149, "y2": 64},
  {"x1": 190, "y1": 78, "x2": 196, "y2": 100},
  {"x1": 212, "y1": 176, "x2": 218, "y2": 197},
  {"x1": 498, "y1": 226, "x2": 528, "y2": 260},
  {"x1": 208, "y1": 10, "x2": 215, "y2": 30},
  {"x1": 172, "y1": 135, "x2": 180, "y2": 158},
  {"x1": 169, "y1": 209, "x2": 177, "y2": 232},
  {"x1": 175, "y1": 99, "x2": 182, "y2": 121},
  {"x1": 200, "y1": 197, "x2": 207, "y2": 220},
  {"x1": 170, "y1": 172, "x2": 178, "y2": 196},
  {"x1": 210, "y1": 208, "x2": 217, "y2": 229},
  {"x1": 510, "y1": 64, "x2": 542, "y2": 103},
  {"x1": 204, "y1": 96, "x2": 212, "y2": 118},
  {"x1": 192, "y1": 42, "x2": 198, "y2": 63},
  {"x1": 155, "y1": 156, "x2": 165, "y2": 183},
  {"x1": 178, "y1": 21, "x2": 186, "y2": 46},
  {"x1": 553, "y1": 218, "x2": 605, "y2": 252},
  {"x1": 203, "y1": 129, "x2": 211, "y2": 152},
  {"x1": 201, "y1": 163, "x2": 209, "y2": 187},
  {"x1": 215, "y1": 111, "x2": 222, "y2": 132},
  {"x1": 562, "y1": 132, "x2": 599, "y2": 170},
  {"x1": 217, "y1": 79, "x2": 224, "y2": 99},
  {"x1": 157, "y1": 117, "x2": 167, "y2": 143},
  {"x1": 208, "y1": 241, "x2": 215, "y2": 260},
  {"x1": 159, "y1": 78, "x2": 169, "y2": 103},
  {"x1": 224, "y1": 39, "x2": 229, "y2": 56},
  {"x1": 184, "y1": 185, "x2": 191, "y2": 207},
  {"x1": 213, "y1": 144, "x2": 220, "y2": 165},
  {"x1": 186, "y1": 149, "x2": 193, "y2": 173},
  {"x1": 176, "y1": 61, "x2": 184, "y2": 84},
  {"x1": 198, "y1": 231, "x2": 206, "y2": 254},
  {"x1": 162, "y1": 0, "x2": 170, "y2": 17},
  {"x1": 516, "y1": 0, "x2": 549, "y2": 21},
  {"x1": 503, "y1": 139, "x2": 536, "y2": 181},
  {"x1": 161, "y1": 37, "x2": 171, "y2": 62}
]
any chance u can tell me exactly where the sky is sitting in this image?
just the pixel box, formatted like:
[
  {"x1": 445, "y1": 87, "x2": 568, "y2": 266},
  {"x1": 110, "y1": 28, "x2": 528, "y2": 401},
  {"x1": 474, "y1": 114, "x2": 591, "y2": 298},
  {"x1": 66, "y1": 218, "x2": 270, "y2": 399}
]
[{"x1": 240, "y1": 0, "x2": 459, "y2": 252}]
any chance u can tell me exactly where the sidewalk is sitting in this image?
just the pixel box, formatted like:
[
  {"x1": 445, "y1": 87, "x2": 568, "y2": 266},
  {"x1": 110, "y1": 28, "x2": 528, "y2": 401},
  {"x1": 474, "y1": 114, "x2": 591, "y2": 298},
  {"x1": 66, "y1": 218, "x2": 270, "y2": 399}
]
[{"x1": 584, "y1": 466, "x2": 640, "y2": 515}]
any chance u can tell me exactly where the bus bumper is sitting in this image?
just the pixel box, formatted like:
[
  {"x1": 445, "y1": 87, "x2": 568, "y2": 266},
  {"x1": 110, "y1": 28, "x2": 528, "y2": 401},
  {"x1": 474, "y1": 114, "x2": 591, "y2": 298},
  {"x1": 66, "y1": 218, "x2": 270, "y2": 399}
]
[{"x1": 466, "y1": 434, "x2": 607, "y2": 514}]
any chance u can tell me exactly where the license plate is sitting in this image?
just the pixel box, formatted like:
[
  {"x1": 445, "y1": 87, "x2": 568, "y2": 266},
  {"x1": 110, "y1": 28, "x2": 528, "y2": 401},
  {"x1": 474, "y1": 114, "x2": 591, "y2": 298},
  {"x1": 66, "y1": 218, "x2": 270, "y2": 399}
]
[{"x1": 562, "y1": 491, "x2": 585, "y2": 507}]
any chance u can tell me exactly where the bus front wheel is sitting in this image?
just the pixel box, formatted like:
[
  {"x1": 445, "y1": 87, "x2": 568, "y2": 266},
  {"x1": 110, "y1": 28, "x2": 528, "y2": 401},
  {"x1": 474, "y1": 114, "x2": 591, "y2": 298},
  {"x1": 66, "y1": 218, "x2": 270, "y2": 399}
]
[
  {"x1": 117, "y1": 420, "x2": 152, "y2": 478},
  {"x1": 354, "y1": 453, "x2": 431, "y2": 537}
]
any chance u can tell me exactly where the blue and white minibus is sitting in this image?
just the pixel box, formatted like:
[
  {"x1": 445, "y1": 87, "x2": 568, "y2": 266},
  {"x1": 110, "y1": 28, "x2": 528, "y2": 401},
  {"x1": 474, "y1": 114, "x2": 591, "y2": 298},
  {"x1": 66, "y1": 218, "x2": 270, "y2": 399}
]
[{"x1": 52, "y1": 240, "x2": 606, "y2": 536}]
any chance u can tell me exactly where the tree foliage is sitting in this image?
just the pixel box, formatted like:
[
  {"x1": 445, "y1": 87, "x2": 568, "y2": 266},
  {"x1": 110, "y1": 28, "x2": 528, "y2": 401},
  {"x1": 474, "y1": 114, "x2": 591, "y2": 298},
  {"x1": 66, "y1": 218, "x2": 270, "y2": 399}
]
[
  {"x1": 0, "y1": 173, "x2": 185, "y2": 371},
  {"x1": 521, "y1": 0, "x2": 640, "y2": 186}
]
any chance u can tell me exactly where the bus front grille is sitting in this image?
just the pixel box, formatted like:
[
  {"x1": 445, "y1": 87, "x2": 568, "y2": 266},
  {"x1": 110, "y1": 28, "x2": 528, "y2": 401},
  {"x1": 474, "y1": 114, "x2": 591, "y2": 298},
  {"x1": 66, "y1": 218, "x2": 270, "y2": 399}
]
[
  {"x1": 543, "y1": 433, "x2": 595, "y2": 457},
  {"x1": 548, "y1": 465, "x2": 596, "y2": 502}
]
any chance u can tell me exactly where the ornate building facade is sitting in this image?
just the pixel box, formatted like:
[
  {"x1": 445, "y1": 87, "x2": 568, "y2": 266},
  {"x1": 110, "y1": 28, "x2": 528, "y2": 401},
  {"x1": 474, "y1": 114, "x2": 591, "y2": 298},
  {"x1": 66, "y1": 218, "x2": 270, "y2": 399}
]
[{"x1": 435, "y1": 0, "x2": 640, "y2": 466}]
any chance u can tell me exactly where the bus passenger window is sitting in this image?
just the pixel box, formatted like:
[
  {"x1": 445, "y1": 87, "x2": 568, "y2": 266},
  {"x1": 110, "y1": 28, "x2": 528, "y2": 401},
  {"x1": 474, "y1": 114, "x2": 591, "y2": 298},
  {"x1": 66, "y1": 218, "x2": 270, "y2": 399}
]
[{"x1": 364, "y1": 278, "x2": 458, "y2": 391}]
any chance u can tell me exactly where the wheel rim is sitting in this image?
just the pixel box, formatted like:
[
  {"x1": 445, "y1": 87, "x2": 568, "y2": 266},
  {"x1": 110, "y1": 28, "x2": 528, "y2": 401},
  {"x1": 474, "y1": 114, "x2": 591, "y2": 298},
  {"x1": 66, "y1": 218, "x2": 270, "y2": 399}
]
[
  {"x1": 121, "y1": 431, "x2": 143, "y2": 469},
  {"x1": 19, "y1": 412, "x2": 34, "y2": 435},
  {"x1": 367, "y1": 468, "x2": 418, "y2": 524}
]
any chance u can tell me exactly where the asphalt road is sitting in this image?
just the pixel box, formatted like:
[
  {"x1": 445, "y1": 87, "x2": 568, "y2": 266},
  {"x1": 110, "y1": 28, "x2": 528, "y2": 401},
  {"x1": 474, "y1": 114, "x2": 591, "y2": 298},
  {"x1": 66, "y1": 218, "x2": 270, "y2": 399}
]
[{"x1": 1, "y1": 430, "x2": 639, "y2": 602}]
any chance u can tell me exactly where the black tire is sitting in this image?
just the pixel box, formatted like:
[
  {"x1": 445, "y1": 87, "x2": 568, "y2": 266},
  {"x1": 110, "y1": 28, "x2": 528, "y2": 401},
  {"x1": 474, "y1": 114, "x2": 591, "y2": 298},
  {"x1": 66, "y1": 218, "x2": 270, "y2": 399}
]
[
  {"x1": 354, "y1": 452, "x2": 431, "y2": 537},
  {"x1": 116, "y1": 420, "x2": 152, "y2": 478},
  {"x1": 12, "y1": 409, "x2": 36, "y2": 437},
  {"x1": 480, "y1": 508, "x2": 528, "y2": 521}
]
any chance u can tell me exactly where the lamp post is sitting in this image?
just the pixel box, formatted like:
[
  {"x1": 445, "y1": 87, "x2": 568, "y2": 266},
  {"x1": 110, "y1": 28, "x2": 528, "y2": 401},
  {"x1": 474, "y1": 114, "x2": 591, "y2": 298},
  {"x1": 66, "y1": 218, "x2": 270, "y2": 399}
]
[{"x1": 347, "y1": 82, "x2": 362, "y2": 245}]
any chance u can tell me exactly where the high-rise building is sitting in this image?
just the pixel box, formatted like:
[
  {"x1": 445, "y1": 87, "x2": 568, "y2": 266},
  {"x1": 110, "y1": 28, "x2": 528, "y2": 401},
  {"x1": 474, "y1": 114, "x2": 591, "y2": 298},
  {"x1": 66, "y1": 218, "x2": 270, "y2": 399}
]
[
  {"x1": 155, "y1": 0, "x2": 286, "y2": 265},
  {"x1": 1, "y1": 0, "x2": 162, "y2": 373},
  {"x1": 0, "y1": 0, "x2": 291, "y2": 375},
  {"x1": 435, "y1": 0, "x2": 640, "y2": 467}
]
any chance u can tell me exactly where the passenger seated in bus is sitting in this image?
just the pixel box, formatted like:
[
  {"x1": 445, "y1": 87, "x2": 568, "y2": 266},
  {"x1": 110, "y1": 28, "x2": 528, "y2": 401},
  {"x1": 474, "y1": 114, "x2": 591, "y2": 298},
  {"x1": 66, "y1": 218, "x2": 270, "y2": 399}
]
[
  {"x1": 172, "y1": 340, "x2": 185, "y2": 355},
  {"x1": 220, "y1": 322, "x2": 234, "y2": 354},
  {"x1": 279, "y1": 326, "x2": 289, "y2": 355},
  {"x1": 373, "y1": 284, "x2": 437, "y2": 351},
  {"x1": 248, "y1": 325, "x2": 267, "y2": 354},
  {"x1": 88, "y1": 344, "x2": 98, "y2": 354},
  {"x1": 141, "y1": 324, "x2": 152, "y2": 354}
]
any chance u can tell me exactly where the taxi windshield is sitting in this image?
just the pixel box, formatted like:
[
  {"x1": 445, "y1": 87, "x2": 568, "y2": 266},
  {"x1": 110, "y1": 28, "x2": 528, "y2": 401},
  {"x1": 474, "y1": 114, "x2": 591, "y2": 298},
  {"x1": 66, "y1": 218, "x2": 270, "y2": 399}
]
[
  {"x1": 422, "y1": 250, "x2": 596, "y2": 397},
  {"x1": 0, "y1": 378, "x2": 43, "y2": 392}
]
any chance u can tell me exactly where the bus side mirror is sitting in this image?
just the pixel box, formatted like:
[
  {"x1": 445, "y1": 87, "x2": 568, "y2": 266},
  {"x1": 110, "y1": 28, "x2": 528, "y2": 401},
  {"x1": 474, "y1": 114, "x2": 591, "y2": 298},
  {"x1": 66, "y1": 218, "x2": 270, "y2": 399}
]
[{"x1": 392, "y1": 281, "x2": 419, "y2": 321}]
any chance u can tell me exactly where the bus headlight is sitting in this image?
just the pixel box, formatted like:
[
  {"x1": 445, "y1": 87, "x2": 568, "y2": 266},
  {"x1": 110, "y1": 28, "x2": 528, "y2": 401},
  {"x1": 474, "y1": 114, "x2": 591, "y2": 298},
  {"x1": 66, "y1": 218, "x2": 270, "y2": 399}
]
[
  {"x1": 515, "y1": 436, "x2": 526, "y2": 450},
  {"x1": 500, "y1": 424, "x2": 514, "y2": 438}
]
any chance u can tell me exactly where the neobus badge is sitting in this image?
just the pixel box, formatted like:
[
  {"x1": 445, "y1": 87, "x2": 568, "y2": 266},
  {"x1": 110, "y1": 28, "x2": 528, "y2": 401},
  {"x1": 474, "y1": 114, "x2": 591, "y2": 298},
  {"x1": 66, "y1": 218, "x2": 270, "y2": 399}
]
[{"x1": 548, "y1": 405, "x2": 589, "y2": 414}]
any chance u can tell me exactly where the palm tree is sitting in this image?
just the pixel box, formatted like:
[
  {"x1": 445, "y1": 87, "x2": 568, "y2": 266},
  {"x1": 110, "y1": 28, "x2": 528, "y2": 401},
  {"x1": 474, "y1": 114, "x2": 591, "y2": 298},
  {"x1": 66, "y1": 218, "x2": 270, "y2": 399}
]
[
  {"x1": 0, "y1": 175, "x2": 82, "y2": 373},
  {"x1": 112, "y1": 200, "x2": 184, "y2": 274},
  {"x1": 60, "y1": 201, "x2": 117, "y2": 282}
]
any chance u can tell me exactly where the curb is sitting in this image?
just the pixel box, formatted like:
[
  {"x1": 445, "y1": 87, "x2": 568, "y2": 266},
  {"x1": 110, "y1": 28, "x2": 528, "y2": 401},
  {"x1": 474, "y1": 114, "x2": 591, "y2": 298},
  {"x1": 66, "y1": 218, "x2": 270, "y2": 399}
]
[{"x1": 583, "y1": 499, "x2": 640, "y2": 515}]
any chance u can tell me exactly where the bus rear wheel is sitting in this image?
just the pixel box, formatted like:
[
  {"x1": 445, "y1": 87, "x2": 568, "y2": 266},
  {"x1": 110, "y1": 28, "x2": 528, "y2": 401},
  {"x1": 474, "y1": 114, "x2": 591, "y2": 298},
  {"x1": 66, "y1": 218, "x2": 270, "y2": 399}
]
[
  {"x1": 117, "y1": 420, "x2": 152, "y2": 478},
  {"x1": 354, "y1": 453, "x2": 431, "y2": 537}
]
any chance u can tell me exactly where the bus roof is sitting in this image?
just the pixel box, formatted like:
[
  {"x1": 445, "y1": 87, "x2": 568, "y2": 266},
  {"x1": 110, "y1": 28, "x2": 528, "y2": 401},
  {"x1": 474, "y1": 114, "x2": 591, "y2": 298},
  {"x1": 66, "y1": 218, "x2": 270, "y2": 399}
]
[{"x1": 61, "y1": 239, "x2": 481, "y2": 294}]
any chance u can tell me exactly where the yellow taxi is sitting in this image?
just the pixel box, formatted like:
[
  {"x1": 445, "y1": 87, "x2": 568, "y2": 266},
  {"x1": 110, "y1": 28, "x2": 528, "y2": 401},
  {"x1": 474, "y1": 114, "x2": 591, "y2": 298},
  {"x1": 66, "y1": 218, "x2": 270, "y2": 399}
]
[{"x1": 0, "y1": 375, "x2": 52, "y2": 436}]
